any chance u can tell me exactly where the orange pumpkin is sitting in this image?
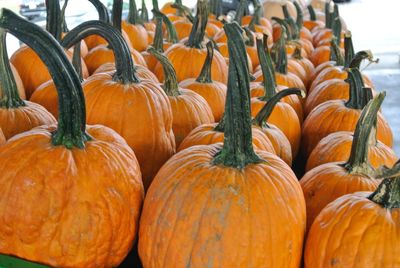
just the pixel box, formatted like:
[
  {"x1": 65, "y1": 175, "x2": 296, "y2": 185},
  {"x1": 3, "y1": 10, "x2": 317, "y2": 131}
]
[
  {"x1": 61, "y1": 20, "x2": 176, "y2": 190},
  {"x1": 0, "y1": 128, "x2": 5, "y2": 145},
  {"x1": 139, "y1": 23, "x2": 306, "y2": 267},
  {"x1": 83, "y1": 0, "x2": 112, "y2": 50},
  {"x1": 289, "y1": 45, "x2": 315, "y2": 89},
  {"x1": 179, "y1": 42, "x2": 227, "y2": 121},
  {"x1": 0, "y1": 9, "x2": 144, "y2": 267},
  {"x1": 8, "y1": 63, "x2": 26, "y2": 99},
  {"x1": 303, "y1": 5, "x2": 324, "y2": 31},
  {"x1": 301, "y1": 69, "x2": 393, "y2": 157},
  {"x1": 121, "y1": 0, "x2": 149, "y2": 52}
]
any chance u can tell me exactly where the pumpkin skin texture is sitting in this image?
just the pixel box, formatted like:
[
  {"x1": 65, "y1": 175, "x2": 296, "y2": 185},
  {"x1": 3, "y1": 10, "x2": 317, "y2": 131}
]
[
  {"x1": 0, "y1": 128, "x2": 5, "y2": 145},
  {"x1": 177, "y1": 123, "x2": 276, "y2": 155},
  {"x1": 121, "y1": 21, "x2": 149, "y2": 52},
  {"x1": 304, "y1": 191, "x2": 400, "y2": 268},
  {"x1": 309, "y1": 45, "x2": 330, "y2": 67},
  {"x1": 9, "y1": 63, "x2": 26, "y2": 100},
  {"x1": 139, "y1": 144, "x2": 306, "y2": 268},
  {"x1": 0, "y1": 125, "x2": 144, "y2": 268},
  {"x1": 0, "y1": 101, "x2": 56, "y2": 140},
  {"x1": 93, "y1": 62, "x2": 158, "y2": 82},
  {"x1": 306, "y1": 131, "x2": 397, "y2": 172}
]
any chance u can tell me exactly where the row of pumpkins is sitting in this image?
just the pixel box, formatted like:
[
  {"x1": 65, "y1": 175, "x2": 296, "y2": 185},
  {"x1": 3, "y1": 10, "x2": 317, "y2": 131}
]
[{"x1": 0, "y1": 0, "x2": 399, "y2": 267}]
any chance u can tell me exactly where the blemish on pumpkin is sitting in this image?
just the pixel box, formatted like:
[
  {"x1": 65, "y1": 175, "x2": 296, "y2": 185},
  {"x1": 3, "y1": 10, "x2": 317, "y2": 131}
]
[{"x1": 331, "y1": 258, "x2": 339, "y2": 266}]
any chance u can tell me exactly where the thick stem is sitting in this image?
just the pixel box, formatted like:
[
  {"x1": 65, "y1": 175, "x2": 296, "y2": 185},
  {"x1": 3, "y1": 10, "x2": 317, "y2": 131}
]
[
  {"x1": 307, "y1": 5, "x2": 316, "y2": 21},
  {"x1": 147, "y1": 46, "x2": 180, "y2": 96},
  {"x1": 243, "y1": 26, "x2": 254, "y2": 47},
  {"x1": 272, "y1": 17, "x2": 292, "y2": 41},
  {"x1": 89, "y1": 0, "x2": 111, "y2": 24},
  {"x1": 141, "y1": 0, "x2": 149, "y2": 22},
  {"x1": 369, "y1": 177, "x2": 400, "y2": 209},
  {"x1": 273, "y1": 26, "x2": 288, "y2": 74},
  {"x1": 344, "y1": 92, "x2": 385, "y2": 174},
  {"x1": 187, "y1": 0, "x2": 208, "y2": 48},
  {"x1": 0, "y1": 29, "x2": 25, "y2": 108},
  {"x1": 293, "y1": 1, "x2": 303, "y2": 30},
  {"x1": 45, "y1": 0, "x2": 62, "y2": 41},
  {"x1": 253, "y1": 88, "x2": 304, "y2": 127},
  {"x1": 61, "y1": 21, "x2": 139, "y2": 84},
  {"x1": 152, "y1": 0, "x2": 160, "y2": 11},
  {"x1": 0, "y1": 8, "x2": 90, "y2": 148},
  {"x1": 344, "y1": 31, "x2": 354, "y2": 68},
  {"x1": 332, "y1": 17, "x2": 342, "y2": 47},
  {"x1": 112, "y1": 0, "x2": 123, "y2": 32},
  {"x1": 256, "y1": 35, "x2": 276, "y2": 100},
  {"x1": 127, "y1": 0, "x2": 141, "y2": 25},
  {"x1": 349, "y1": 50, "x2": 375, "y2": 69},
  {"x1": 330, "y1": 38, "x2": 344, "y2": 66},
  {"x1": 196, "y1": 41, "x2": 214, "y2": 83},
  {"x1": 171, "y1": 3, "x2": 194, "y2": 22},
  {"x1": 213, "y1": 22, "x2": 263, "y2": 168},
  {"x1": 345, "y1": 68, "x2": 372, "y2": 109},
  {"x1": 234, "y1": 0, "x2": 247, "y2": 25},
  {"x1": 249, "y1": 4, "x2": 261, "y2": 28},
  {"x1": 60, "y1": 0, "x2": 69, "y2": 32},
  {"x1": 282, "y1": 4, "x2": 299, "y2": 40},
  {"x1": 152, "y1": 16, "x2": 164, "y2": 51},
  {"x1": 153, "y1": 10, "x2": 178, "y2": 44},
  {"x1": 325, "y1": 1, "x2": 331, "y2": 28},
  {"x1": 72, "y1": 41, "x2": 83, "y2": 82},
  {"x1": 209, "y1": 0, "x2": 222, "y2": 17}
]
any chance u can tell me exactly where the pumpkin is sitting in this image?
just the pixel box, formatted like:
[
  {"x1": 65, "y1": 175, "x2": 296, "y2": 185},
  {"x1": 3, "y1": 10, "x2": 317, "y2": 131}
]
[
  {"x1": 121, "y1": 0, "x2": 149, "y2": 52},
  {"x1": 289, "y1": 45, "x2": 315, "y2": 89},
  {"x1": 139, "y1": 23, "x2": 306, "y2": 267},
  {"x1": 301, "y1": 93, "x2": 389, "y2": 231},
  {"x1": 241, "y1": 4, "x2": 272, "y2": 33},
  {"x1": 83, "y1": 0, "x2": 109, "y2": 50},
  {"x1": 141, "y1": 16, "x2": 164, "y2": 72},
  {"x1": 0, "y1": 127, "x2": 4, "y2": 145},
  {"x1": 7, "y1": 63, "x2": 26, "y2": 100},
  {"x1": 304, "y1": 171, "x2": 400, "y2": 267},
  {"x1": 61, "y1": 20, "x2": 175, "y2": 190},
  {"x1": 153, "y1": 0, "x2": 228, "y2": 83},
  {"x1": 303, "y1": 5, "x2": 324, "y2": 31},
  {"x1": 172, "y1": 19, "x2": 193, "y2": 40},
  {"x1": 0, "y1": 29, "x2": 56, "y2": 140},
  {"x1": 310, "y1": 38, "x2": 343, "y2": 80},
  {"x1": 179, "y1": 42, "x2": 227, "y2": 121},
  {"x1": 148, "y1": 46, "x2": 214, "y2": 147},
  {"x1": 0, "y1": 9, "x2": 144, "y2": 267},
  {"x1": 139, "y1": 0, "x2": 155, "y2": 33},
  {"x1": 301, "y1": 69, "x2": 393, "y2": 157},
  {"x1": 312, "y1": 3, "x2": 343, "y2": 47},
  {"x1": 263, "y1": 1, "x2": 297, "y2": 20},
  {"x1": 93, "y1": 62, "x2": 158, "y2": 82}
]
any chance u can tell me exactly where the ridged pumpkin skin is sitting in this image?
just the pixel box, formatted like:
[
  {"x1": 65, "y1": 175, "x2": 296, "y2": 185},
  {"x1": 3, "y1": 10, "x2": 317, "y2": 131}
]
[
  {"x1": 173, "y1": 20, "x2": 193, "y2": 40},
  {"x1": 93, "y1": 62, "x2": 158, "y2": 82},
  {"x1": 139, "y1": 144, "x2": 306, "y2": 267},
  {"x1": 154, "y1": 44, "x2": 228, "y2": 83},
  {"x1": 305, "y1": 192, "x2": 400, "y2": 267},
  {"x1": 177, "y1": 123, "x2": 276, "y2": 155},
  {"x1": 254, "y1": 71, "x2": 306, "y2": 91},
  {"x1": 300, "y1": 163, "x2": 379, "y2": 231},
  {"x1": 301, "y1": 100, "x2": 393, "y2": 157},
  {"x1": 83, "y1": 73, "x2": 175, "y2": 190},
  {"x1": 121, "y1": 21, "x2": 149, "y2": 52},
  {"x1": 168, "y1": 89, "x2": 215, "y2": 147},
  {"x1": 0, "y1": 125, "x2": 144, "y2": 268},
  {"x1": 179, "y1": 78, "x2": 227, "y2": 121},
  {"x1": 0, "y1": 128, "x2": 5, "y2": 145},
  {"x1": 9, "y1": 63, "x2": 26, "y2": 100},
  {"x1": 306, "y1": 131, "x2": 397, "y2": 172},
  {"x1": 0, "y1": 101, "x2": 56, "y2": 139},
  {"x1": 309, "y1": 45, "x2": 330, "y2": 67},
  {"x1": 84, "y1": 34, "x2": 107, "y2": 50}
]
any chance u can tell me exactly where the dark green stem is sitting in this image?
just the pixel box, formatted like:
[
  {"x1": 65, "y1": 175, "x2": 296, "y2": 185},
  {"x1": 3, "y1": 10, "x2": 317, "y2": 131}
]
[
  {"x1": 344, "y1": 31, "x2": 354, "y2": 68},
  {"x1": 60, "y1": 0, "x2": 69, "y2": 32},
  {"x1": 272, "y1": 17, "x2": 292, "y2": 41},
  {"x1": 45, "y1": 0, "x2": 62, "y2": 41},
  {"x1": 307, "y1": 5, "x2": 316, "y2": 21},
  {"x1": 345, "y1": 68, "x2": 372, "y2": 109},
  {"x1": 61, "y1": 21, "x2": 140, "y2": 84},
  {"x1": 171, "y1": 3, "x2": 194, "y2": 22},
  {"x1": 325, "y1": 1, "x2": 331, "y2": 28},
  {"x1": 148, "y1": 46, "x2": 180, "y2": 96},
  {"x1": 213, "y1": 22, "x2": 263, "y2": 168},
  {"x1": 209, "y1": 0, "x2": 222, "y2": 17},
  {"x1": 273, "y1": 26, "x2": 288, "y2": 74},
  {"x1": 152, "y1": 16, "x2": 164, "y2": 51},
  {"x1": 256, "y1": 35, "x2": 276, "y2": 100},
  {"x1": 293, "y1": 1, "x2": 303, "y2": 30},
  {"x1": 127, "y1": 0, "x2": 141, "y2": 25},
  {"x1": 369, "y1": 177, "x2": 400, "y2": 209},
  {"x1": 243, "y1": 26, "x2": 254, "y2": 47},
  {"x1": 112, "y1": 0, "x2": 123, "y2": 32},
  {"x1": 282, "y1": 4, "x2": 299, "y2": 39},
  {"x1": 152, "y1": 0, "x2": 160, "y2": 11},
  {"x1": 344, "y1": 92, "x2": 385, "y2": 174},
  {"x1": 153, "y1": 9, "x2": 178, "y2": 43},
  {"x1": 72, "y1": 41, "x2": 83, "y2": 81},
  {"x1": 253, "y1": 88, "x2": 303, "y2": 127},
  {"x1": 187, "y1": 0, "x2": 208, "y2": 48},
  {"x1": 196, "y1": 41, "x2": 214, "y2": 83},
  {"x1": 249, "y1": 5, "x2": 261, "y2": 28},
  {"x1": 88, "y1": 0, "x2": 111, "y2": 24},
  {"x1": 332, "y1": 17, "x2": 342, "y2": 46},
  {"x1": 234, "y1": 0, "x2": 247, "y2": 25},
  {"x1": 0, "y1": 29, "x2": 25, "y2": 108},
  {"x1": 349, "y1": 50, "x2": 374, "y2": 69},
  {"x1": 140, "y1": 0, "x2": 149, "y2": 22},
  {"x1": 330, "y1": 38, "x2": 344, "y2": 66},
  {"x1": 0, "y1": 8, "x2": 90, "y2": 148}
]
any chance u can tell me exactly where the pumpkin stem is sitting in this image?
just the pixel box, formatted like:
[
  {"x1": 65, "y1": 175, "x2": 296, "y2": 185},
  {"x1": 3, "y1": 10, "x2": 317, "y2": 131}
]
[
  {"x1": 140, "y1": 0, "x2": 149, "y2": 22},
  {"x1": 292, "y1": 43, "x2": 303, "y2": 59},
  {"x1": 345, "y1": 68, "x2": 372, "y2": 110},
  {"x1": 369, "y1": 176, "x2": 400, "y2": 209},
  {"x1": 256, "y1": 34, "x2": 277, "y2": 100},
  {"x1": 344, "y1": 92, "x2": 385, "y2": 175},
  {"x1": 343, "y1": 31, "x2": 354, "y2": 68},
  {"x1": 88, "y1": 0, "x2": 111, "y2": 24},
  {"x1": 293, "y1": 1, "x2": 303, "y2": 30},
  {"x1": 332, "y1": 17, "x2": 342, "y2": 47},
  {"x1": 196, "y1": 41, "x2": 214, "y2": 83},
  {"x1": 253, "y1": 88, "x2": 304, "y2": 127},
  {"x1": 127, "y1": 0, "x2": 142, "y2": 25},
  {"x1": 324, "y1": 1, "x2": 332, "y2": 28},
  {"x1": 171, "y1": 3, "x2": 194, "y2": 23},
  {"x1": 307, "y1": 5, "x2": 316, "y2": 21},
  {"x1": 243, "y1": 26, "x2": 255, "y2": 47},
  {"x1": 282, "y1": 4, "x2": 299, "y2": 40},
  {"x1": 61, "y1": 21, "x2": 140, "y2": 84},
  {"x1": 187, "y1": 0, "x2": 208, "y2": 48},
  {"x1": 45, "y1": 0, "x2": 62, "y2": 41},
  {"x1": 330, "y1": 38, "x2": 344, "y2": 66},
  {"x1": 0, "y1": 29, "x2": 25, "y2": 108},
  {"x1": 249, "y1": 4, "x2": 262, "y2": 27},
  {"x1": 234, "y1": 0, "x2": 247, "y2": 25},
  {"x1": 0, "y1": 8, "x2": 90, "y2": 149},
  {"x1": 152, "y1": 0, "x2": 160, "y2": 11},
  {"x1": 213, "y1": 22, "x2": 263, "y2": 168},
  {"x1": 148, "y1": 46, "x2": 180, "y2": 96},
  {"x1": 0, "y1": 254, "x2": 49, "y2": 268},
  {"x1": 273, "y1": 26, "x2": 288, "y2": 74},
  {"x1": 151, "y1": 16, "x2": 164, "y2": 52},
  {"x1": 272, "y1": 17, "x2": 292, "y2": 41},
  {"x1": 209, "y1": 0, "x2": 222, "y2": 17},
  {"x1": 153, "y1": 9, "x2": 179, "y2": 44},
  {"x1": 112, "y1": 0, "x2": 123, "y2": 32},
  {"x1": 349, "y1": 50, "x2": 378, "y2": 69},
  {"x1": 60, "y1": 0, "x2": 69, "y2": 32},
  {"x1": 72, "y1": 41, "x2": 83, "y2": 81}
]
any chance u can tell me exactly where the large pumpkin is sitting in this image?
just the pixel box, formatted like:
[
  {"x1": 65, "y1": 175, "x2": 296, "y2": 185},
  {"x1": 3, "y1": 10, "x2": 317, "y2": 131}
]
[
  {"x1": 0, "y1": 9, "x2": 144, "y2": 267},
  {"x1": 139, "y1": 22, "x2": 306, "y2": 267}
]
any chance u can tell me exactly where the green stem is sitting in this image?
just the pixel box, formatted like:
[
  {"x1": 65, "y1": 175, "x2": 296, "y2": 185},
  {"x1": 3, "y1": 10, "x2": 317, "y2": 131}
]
[
  {"x1": 243, "y1": 26, "x2": 254, "y2": 47},
  {"x1": 344, "y1": 31, "x2": 354, "y2": 68},
  {"x1": 60, "y1": 0, "x2": 69, "y2": 32},
  {"x1": 171, "y1": 3, "x2": 194, "y2": 22},
  {"x1": 332, "y1": 17, "x2": 342, "y2": 47},
  {"x1": 0, "y1": 29, "x2": 25, "y2": 108},
  {"x1": 330, "y1": 38, "x2": 344, "y2": 66},
  {"x1": 147, "y1": 46, "x2": 180, "y2": 96},
  {"x1": 140, "y1": 0, "x2": 149, "y2": 22},
  {"x1": 249, "y1": 5, "x2": 261, "y2": 29},
  {"x1": 344, "y1": 92, "x2": 385, "y2": 174},
  {"x1": 325, "y1": 1, "x2": 331, "y2": 28},
  {"x1": 213, "y1": 22, "x2": 263, "y2": 168},
  {"x1": 272, "y1": 17, "x2": 292, "y2": 41},
  {"x1": 153, "y1": 9, "x2": 178, "y2": 44},
  {"x1": 152, "y1": 16, "x2": 164, "y2": 52},
  {"x1": 61, "y1": 21, "x2": 139, "y2": 84},
  {"x1": 273, "y1": 26, "x2": 288, "y2": 74},
  {"x1": 127, "y1": 0, "x2": 141, "y2": 25},
  {"x1": 72, "y1": 41, "x2": 83, "y2": 82},
  {"x1": 187, "y1": 0, "x2": 208, "y2": 48},
  {"x1": 45, "y1": 0, "x2": 62, "y2": 41},
  {"x1": 253, "y1": 88, "x2": 304, "y2": 127},
  {"x1": 196, "y1": 41, "x2": 214, "y2": 83},
  {"x1": 0, "y1": 8, "x2": 90, "y2": 148},
  {"x1": 282, "y1": 4, "x2": 299, "y2": 40},
  {"x1": 307, "y1": 5, "x2": 316, "y2": 21},
  {"x1": 293, "y1": 1, "x2": 303, "y2": 30},
  {"x1": 234, "y1": 0, "x2": 247, "y2": 25},
  {"x1": 345, "y1": 68, "x2": 372, "y2": 109},
  {"x1": 209, "y1": 0, "x2": 222, "y2": 17},
  {"x1": 152, "y1": 0, "x2": 160, "y2": 11},
  {"x1": 369, "y1": 177, "x2": 400, "y2": 209},
  {"x1": 349, "y1": 50, "x2": 374, "y2": 69},
  {"x1": 256, "y1": 35, "x2": 276, "y2": 100},
  {"x1": 89, "y1": 0, "x2": 111, "y2": 24},
  {"x1": 112, "y1": 0, "x2": 123, "y2": 32}
]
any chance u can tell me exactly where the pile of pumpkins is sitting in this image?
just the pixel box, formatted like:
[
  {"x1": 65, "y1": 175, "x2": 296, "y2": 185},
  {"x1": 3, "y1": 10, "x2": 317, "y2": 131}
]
[{"x1": 0, "y1": 0, "x2": 399, "y2": 267}]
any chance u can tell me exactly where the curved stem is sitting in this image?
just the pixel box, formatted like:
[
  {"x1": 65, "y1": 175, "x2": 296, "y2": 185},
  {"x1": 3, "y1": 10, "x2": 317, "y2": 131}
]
[
  {"x1": 127, "y1": 0, "x2": 141, "y2": 25},
  {"x1": 344, "y1": 92, "x2": 385, "y2": 174},
  {"x1": 89, "y1": 0, "x2": 111, "y2": 24},
  {"x1": 345, "y1": 68, "x2": 372, "y2": 109},
  {"x1": 293, "y1": 1, "x2": 303, "y2": 30},
  {"x1": 196, "y1": 41, "x2": 214, "y2": 83},
  {"x1": 72, "y1": 41, "x2": 83, "y2": 82},
  {"x1": 369, "y1": 177, "x2": 400, "y2": 209},
  {"x1": 171, "y1": 3, "x2": 194, "y2": 22},
  {"x1": 213, "y1": 22, "x2": 262, "y2": 168},
  {"x1": 60, "y1": 0, "x2": 69, "y2": 32},
  {"x1": 45, "y1": 0, "x2": 62, "y2": 41},
  {"x1": 272, "y1": 17, "x2": 292, "y2": 41},
  {"x1": 187, "y1": 0, "x2": 208, "y2": 48},
  {"x1": 344, "y1": 31, "x2": 354, "y2": 68},
  {"x1": 112, "y1": 0, "x2": 123, "y2": 32},
  {"x1": 249, "y1": 4, "x2": 261, "y2": 29},
  {"x1": 282, "y1": 4, "x2": 299, "y2": 40},
  {"x1": 256, "y1": 35, "x2": 276, "y2": 100},
  {"x1": 0, "y1": 29, "x2": 25, "y2": 108},
  {"x1": 330, "y1": 38, "x2": 344, "y2": 66},
  {"x1": 307, "y1": 5, "x2": 316, "y2": 21},
  {"x1": 148, "y1": 46, "x2": 180, "y2": 96},
  {"x1": 234, "y1": 0, "x2": 247, "y2": 25},
  {"x1": 61, "y1": 21, "x2": 139, "y2": 84},
  {"x1": 153, "y1": 9, "x2": 178, "y2": 44},
  {"x1": 253, "y1": 88, "x2": 304, "y2": 127},
  {"x1": 273, "y1": 26, "x2": 288, "y2": 74},
  {"x1": 152, "y1": 16, "x2": 164, "y2": 51},
  {"x1": 349, "y1": 50, "x2": 375, "y2": 69},
  {"x1": 0, "y1": 8, "x2": 90, "y2": 148},
  {"x1": 141, "y1": 0, "x2": 149, "y2": 22},
  {"x1": 243, "y1": 26, "x2": 254, "y2": 47}
]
